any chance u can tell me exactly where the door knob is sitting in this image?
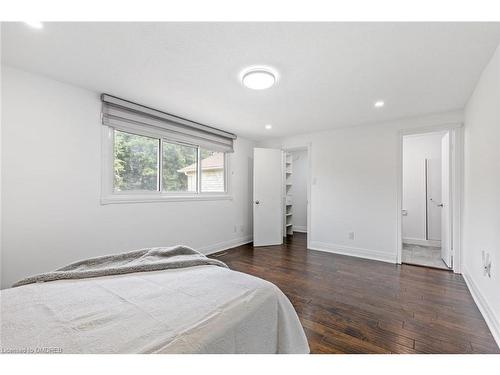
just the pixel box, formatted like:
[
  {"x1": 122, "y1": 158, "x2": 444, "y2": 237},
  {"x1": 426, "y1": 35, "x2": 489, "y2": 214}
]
[
  {"x1": 255, "y1": 200, "x2": 260, "y2": 205},
  {"x1": 437, "y1": 203, "x2": 444, "y2": 207}
]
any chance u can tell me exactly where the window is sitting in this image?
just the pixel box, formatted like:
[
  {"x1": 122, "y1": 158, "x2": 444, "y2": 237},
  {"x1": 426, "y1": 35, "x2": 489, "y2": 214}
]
[
  {"x1": 200, "y1": 149, "x2": 225, "y2": 193},
  {"x1": 105, "y1": 129, "x2": 229, "y2": 203},
  {"x1": 101, "y1": 94, "x2": 235, "y2": 203},
  {"x1": 114, "y1": 131, "x2": 159, "y2": 192},
  {"x1": 162, "y1": 141, "x2": 198, "y2": 193}
]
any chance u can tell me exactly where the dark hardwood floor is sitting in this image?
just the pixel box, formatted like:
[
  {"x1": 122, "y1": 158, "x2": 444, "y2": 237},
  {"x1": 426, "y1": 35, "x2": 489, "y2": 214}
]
[{"x1": 210, "y1": 232, "x2": 499, "y2": 354}]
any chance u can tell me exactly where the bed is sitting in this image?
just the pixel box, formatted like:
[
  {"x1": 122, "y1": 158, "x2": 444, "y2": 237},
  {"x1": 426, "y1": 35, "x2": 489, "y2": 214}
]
[{"x1": 0, "y1": 247, "x2": 309, "y2": 354}]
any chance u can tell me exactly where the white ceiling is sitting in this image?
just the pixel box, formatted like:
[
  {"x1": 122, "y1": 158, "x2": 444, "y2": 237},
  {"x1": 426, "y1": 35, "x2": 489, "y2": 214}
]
[{"x1": 2, "y1": 22, "x2": 500, "y2": 140}]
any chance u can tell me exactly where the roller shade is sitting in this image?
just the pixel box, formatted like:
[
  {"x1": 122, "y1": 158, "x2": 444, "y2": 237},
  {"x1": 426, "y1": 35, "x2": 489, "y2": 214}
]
[{"x1": 101, "y1": 94, "x2": 236, "y2": 152}]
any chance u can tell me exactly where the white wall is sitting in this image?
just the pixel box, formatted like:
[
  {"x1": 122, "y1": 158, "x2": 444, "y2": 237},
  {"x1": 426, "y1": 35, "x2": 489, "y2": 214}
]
[
  {"x1": 260, "y1": 110, "x2": 463, "y2": 263},
  {"x1": 402, "y1": 133, "x2": 443, "y2": 242},
  {"x1": 289, "y1": 150, "x2": 307, "y2": 232},
  {"x1": 1, "y1": 66, "x2": 255, "y2": 289},
  {"x1": 463, "y1": 44, "x2": 500, "y2": 346}
]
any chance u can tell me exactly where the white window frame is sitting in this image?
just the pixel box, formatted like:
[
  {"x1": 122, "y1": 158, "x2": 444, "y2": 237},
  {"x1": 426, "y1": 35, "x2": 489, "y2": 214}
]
[{"x1": 100, "y1": 126, "x2": 231, "y2": 204}]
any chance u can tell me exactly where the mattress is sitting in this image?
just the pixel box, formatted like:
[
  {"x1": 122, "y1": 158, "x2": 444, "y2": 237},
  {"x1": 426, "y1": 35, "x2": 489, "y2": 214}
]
[{"x1": 0, "y1": 265, "x2": 309, "y2": 354}]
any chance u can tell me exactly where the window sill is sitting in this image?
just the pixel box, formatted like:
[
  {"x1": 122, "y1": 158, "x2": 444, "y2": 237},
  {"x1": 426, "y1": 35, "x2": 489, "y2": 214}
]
[{"x1": 100, "y1": 194, "x2": 233, "y2": 205}]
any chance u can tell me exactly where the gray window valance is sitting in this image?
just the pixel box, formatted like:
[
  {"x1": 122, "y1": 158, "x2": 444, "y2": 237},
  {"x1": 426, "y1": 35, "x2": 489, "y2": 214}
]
[{"x1": 101, "y1": 94, "x2": 236, "y2": 152}]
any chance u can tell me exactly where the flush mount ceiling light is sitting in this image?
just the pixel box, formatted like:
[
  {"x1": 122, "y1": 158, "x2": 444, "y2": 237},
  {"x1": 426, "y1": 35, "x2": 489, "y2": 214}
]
[
  {"x1": 264, "y1": 124, "x2": 273, "y2": 130},
  {"x1": 24, "y1": 21, "x2": 43, "y2": 29},
  {"x1": 374, "y1": 100, "x2": 385, "y2": 108},
  {"x1": 240, "y1": 66, "x2": 278, "y2": 90}
]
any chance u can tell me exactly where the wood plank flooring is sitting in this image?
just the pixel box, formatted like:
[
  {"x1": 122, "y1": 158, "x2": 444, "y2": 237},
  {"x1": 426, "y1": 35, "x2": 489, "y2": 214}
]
[{"x1": 210, "y1": 232, "x2": 499, "y2": 354}]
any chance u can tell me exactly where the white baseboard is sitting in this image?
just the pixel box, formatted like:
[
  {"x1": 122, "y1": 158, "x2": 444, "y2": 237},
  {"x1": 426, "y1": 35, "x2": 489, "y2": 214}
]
[
  {"x1": 309, "y1": 241, "x2": 397, "y2": 264},
  {"x1": 199, "y1": 235, "x2": 253, "y2": 256},
  {"x1": 293, "y1": 225, "x2": 307, "y2": 233},
  {"x1": 403, "y1": 238, "x2": 441, "y2": 247},
  {"x1": 462, "y1": 267, "x2": 500, "y2": 348}
]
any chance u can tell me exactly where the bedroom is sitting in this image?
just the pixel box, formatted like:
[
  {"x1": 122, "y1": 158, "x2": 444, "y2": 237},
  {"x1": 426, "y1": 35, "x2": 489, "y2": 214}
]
[{"x1": 1, "y1": 0, "x2": 500, "y2": 372}]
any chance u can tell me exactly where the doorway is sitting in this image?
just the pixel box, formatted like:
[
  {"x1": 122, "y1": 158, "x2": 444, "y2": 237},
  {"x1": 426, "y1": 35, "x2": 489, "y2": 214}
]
[
  {"x1": 284, "y1": 148, "x2": 309, "y2": 238},
  {"x1": 401, "y1": 131, "x2": 452, "y2": 270},
  {"x1": 253, "y1": 145, "x2": 311, "y2": 247}
]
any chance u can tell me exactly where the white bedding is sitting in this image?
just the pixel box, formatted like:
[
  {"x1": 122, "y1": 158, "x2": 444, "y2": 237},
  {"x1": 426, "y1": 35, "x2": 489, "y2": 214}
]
[{"x1": 0, "y1": 265, "x2": 309, "y2": 354}]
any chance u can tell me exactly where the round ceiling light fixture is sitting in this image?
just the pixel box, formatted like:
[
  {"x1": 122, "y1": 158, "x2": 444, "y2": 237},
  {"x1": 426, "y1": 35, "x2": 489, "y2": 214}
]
[
  {"x1": 240, "y1": 66, "x2": 278, "y2": 90},
  {"x1": 264, "y1": 124, "x2": 273, "y2": 130}
]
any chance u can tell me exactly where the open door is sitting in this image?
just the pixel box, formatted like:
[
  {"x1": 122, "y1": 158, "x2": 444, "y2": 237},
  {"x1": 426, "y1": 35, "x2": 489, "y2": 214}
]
[
  {"x1": 426, "y1": 158, "x2": 442, "y2": 242},
  {"x1": 253, "y1": 148, "x2": 283, "y2": 247},
  {"x1": 440, "y1": 132, "x2": 452, "y2": 268}
]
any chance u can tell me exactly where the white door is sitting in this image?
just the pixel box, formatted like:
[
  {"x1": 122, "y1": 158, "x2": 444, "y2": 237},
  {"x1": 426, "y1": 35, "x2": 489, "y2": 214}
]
[
  {"x1": 440, "y1": 132, "x2": 452, "y2": 268},
  {"x1": 426, "y1": 158, "x2": 442, "y2": 242},
  {"x1": 253, "y1": 148, "x2": 283, "y2": 247}
]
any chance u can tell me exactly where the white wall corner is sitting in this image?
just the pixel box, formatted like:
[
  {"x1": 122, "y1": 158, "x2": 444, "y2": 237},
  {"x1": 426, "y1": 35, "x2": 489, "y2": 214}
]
[
  {"x1": 309, "y1": 241, "x2": 397, "y2": 264},
  {"x1": 198, "y1": 235, "x2": 253, "y2": 256},
  {"x1": 462, "y1": 267, "x2": 500, "y2": 348}
]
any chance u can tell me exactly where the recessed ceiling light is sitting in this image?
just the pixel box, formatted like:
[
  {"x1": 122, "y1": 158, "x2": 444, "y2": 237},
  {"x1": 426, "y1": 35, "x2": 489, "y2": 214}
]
[
  {"x1": 24, "y1": 21, "x2": 43, "y2": 29},
  {"x1": 240, "y1": 66, "x2": 278, "y2": 90},
  {"x1": 374, "y1": 100, "x2": 385, "y2": 108},
  {"x1": 264, "y1": 124, "x2": 272, "y2": 130}
]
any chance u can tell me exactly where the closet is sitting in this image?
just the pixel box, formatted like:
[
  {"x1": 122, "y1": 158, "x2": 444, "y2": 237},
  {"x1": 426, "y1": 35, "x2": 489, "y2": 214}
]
[{"x1": 283, "y1": 151, "x2": 293, "y2": 236}]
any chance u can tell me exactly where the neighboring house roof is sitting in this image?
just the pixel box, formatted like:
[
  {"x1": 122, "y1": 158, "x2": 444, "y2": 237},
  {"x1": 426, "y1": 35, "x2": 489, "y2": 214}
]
[{"x1": 178, "y1": 152, "x2": 224, "y2": 174}]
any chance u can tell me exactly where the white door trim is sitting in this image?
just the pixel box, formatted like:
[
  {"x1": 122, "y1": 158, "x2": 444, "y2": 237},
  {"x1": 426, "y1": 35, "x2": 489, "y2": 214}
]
[
  {"x1": 441, "y1": 131, "x2": 452, "y2": 267},
  {"x1": 397, "y1": 123, "x2": 463, "y2": 273}
]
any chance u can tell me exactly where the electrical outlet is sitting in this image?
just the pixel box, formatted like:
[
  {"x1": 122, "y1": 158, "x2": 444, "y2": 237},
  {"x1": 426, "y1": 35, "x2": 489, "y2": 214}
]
[
  {"x1": 233, "y1": 225, "x2": 237, "y2": 233},
  {"x1": 348, "y1": 232, "x2": 355, "y2": 240},
  {"x1": 239, "y1": 225, "x2": 244, "y2": 233},
  {"x1": 482, "y1": 251, "x2": 492, "y2": 278}
]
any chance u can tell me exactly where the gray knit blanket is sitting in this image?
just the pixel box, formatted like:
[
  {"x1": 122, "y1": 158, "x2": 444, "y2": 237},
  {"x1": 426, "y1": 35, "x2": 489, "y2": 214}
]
[{"x1": 12, "y1": 246, "x2": 228, "y2": 287}]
